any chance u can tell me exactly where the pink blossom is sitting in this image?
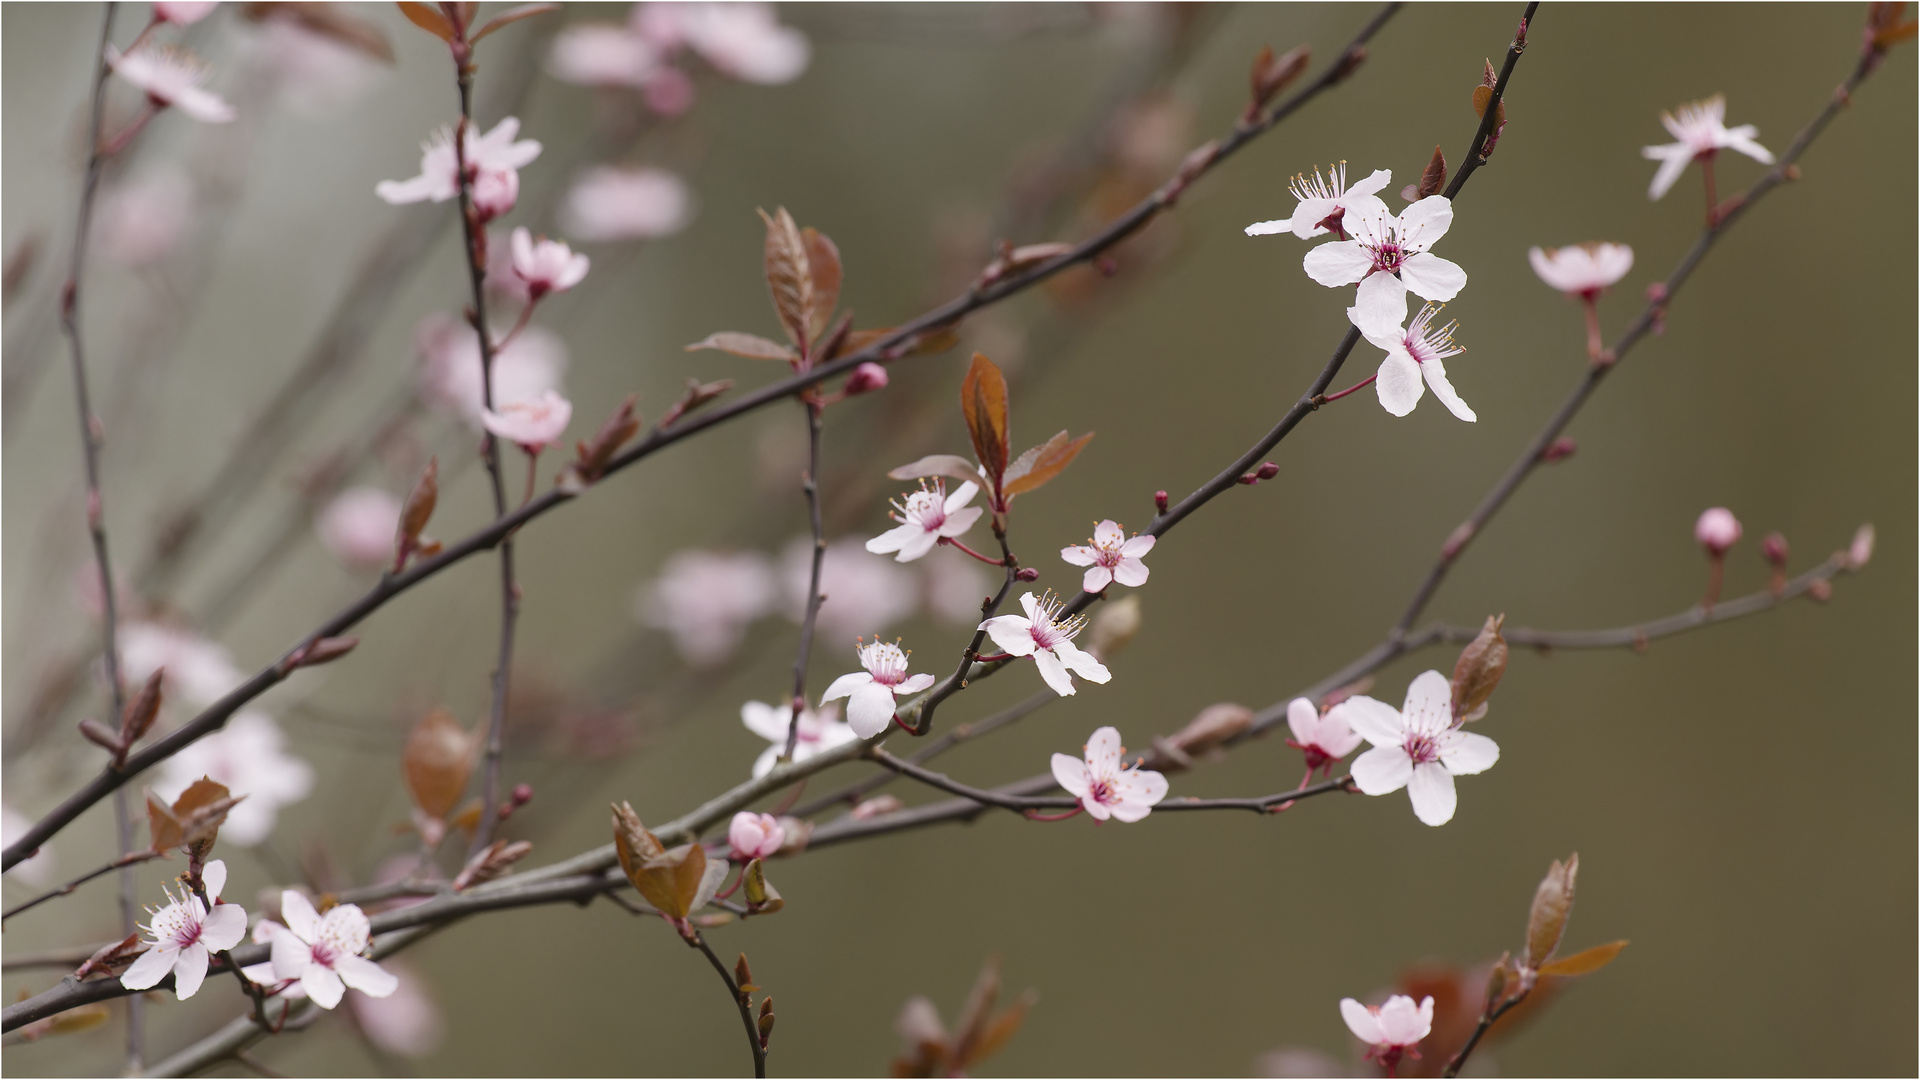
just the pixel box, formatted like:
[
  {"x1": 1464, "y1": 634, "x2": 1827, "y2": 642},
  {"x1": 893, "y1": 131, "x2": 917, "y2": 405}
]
[
  {"x1": 1285, "y1": 697, "x2": 1362, "y2": 777},
  {"x1": 1050, "y1": 726, "x2": 1168, "y2": 822},
  {"x1": 108, "y1": 46, "x2": 235, "y2": 123},
  {"x1": 481, "y1": 389, "x2": 573, "y2": 452},
  {"x1": 509, "y1": 227, "x2": 591, "y2": 298},
  {"x1": 1303, "y1": 196, "x2": 1466, "y2": 326},
  {"x1": 741, "y1": 700, "x2": 857, "y2": 778},
  {"x1": 269, "y1": 891, "x2": 397, "y2": 1009},
  {"x1": 821, "y1": 639, "x2": 936, "y2": 738},
  {"x1": 924, "y1": 557, "x2": 993, "y2": 626},
  {"x1": 783, "y1": 536, "x2": 919, "y2": 642},
  {"x1": 120, "y1": 860, "x2": 247, "y2": 1000},
  {"x1": 842, "y1": 362, "x2": 889, "y2": 396},
  {"x1": 239, "y1": 13, "x2": 381, "y2": 118},
  {"x1": 1060, "y1": 520, "x2": 1154, "y2": 592},
  {"x1": 980, "y1": 591, "x2": 1111, "y2": 697},
  {"x1": 375, "y1": 117, "x2": 541, "y2": 209},
  {"x1": 547, "y1": 22, "x2": 662, "y2": 87},
  {"x1": 636, "y1": 3, "x2": 811, "y2": 84},
  {"x1": 119, "y1": 620, "x2": 244, "y2": 706},
  {"x1": 639, "y1": 550, "x2": 777, "y2": 665},
  {"x1": 866, "y1": 479, "x2": 984, "y2": 563},
  {"x1": 156, "y1": 710, "x2": 314, "y2": 846},
  {"x1": 561, "y1": 166, "x2": 693, "y2": 242},
  {"x1": 350, "y1": 961, "x2": 445, "y2": 1058},
  {"x1": 154, "y1": 2, "x2": 219, "y2": 25},
  {"x1": 94, "y1": 167, "x2": 195, "y2": 267},
  {"x1": 1342, "y1": 671, "x2": 1499, "y2": 826},
  {"x1": 1245, "y1": 161, "x2": 1392, "y2": 241},
  {"x1": 1643, "y1": 94, "x2": 1773, "y2": 200},
  {"x1": 415, "y1": 312, "x2": 568, "y2": 428},
  {"x1": 1340, "y1": 994, "x2": 1434, "y2": 1072},
  {"x1": 1694, "y1": 507, "x2": 1742, "y2": 554},
  {"x1": 316, "y1": 487, "x2": 402, "y2": 569},
  {"x1": 728, "y1": 811, "x2": 786, "y2": 860},
  {"x1": 472, "y1": 166, "x2": 520, "y2": 222},
  {"x1": 2, "y1": 805, "x2": 56, "y2": 887},
  {"x1": 1349, "y1": 300, "x2": 1475, "y2": 421},
  {"x1": 1848, "y1": 523, "x2": 1875, "y2": 569},
  {"x1": 1528, "y1": 243, "x2": 1634, "y2": 299}
]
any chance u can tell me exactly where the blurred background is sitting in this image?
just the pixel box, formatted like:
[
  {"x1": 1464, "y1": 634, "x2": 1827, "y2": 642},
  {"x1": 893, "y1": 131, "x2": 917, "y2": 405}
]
[{"x1": 2, "y1": 3, "x2": 1913, "y2": 1075}]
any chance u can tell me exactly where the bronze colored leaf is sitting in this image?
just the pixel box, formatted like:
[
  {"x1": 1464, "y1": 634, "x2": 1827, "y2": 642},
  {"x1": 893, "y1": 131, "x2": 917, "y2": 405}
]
[
  {"x1": 758, "y1": 208, "x2": 813, "y2": 349},
  {"x1": 1450, "y1": 614, "x2": 1507, "y2": 721},
  {"x1": 395, "y1": 1, "x2": 455, "y2": 42},
  {"x1": 1472, "y1": 85, "x2": 1507, "y2": 129},
  {"x1": 1002, "y1": 431, "x2": 1093, "y2": 498},
  {"x1": 1417, "y1": 145, "x2": 1448, "y2": 199},
  {"x1": 888, "y1": 454, "x2": 983, "y2": 487},
  {"x1": 959, "y1": 354, "x2": 1010, "y2": 486},
  {"x1": 950, "y1": 955, "x2": 1002, "y2": 1059},
  {"x1": 399, "y1": 456, "x2": 438, "y2": 548},
  {"x1": 685, "y1": 331, "x2": 797, "y2": 362},
  {"x1": 1525, "y1": 853, "x2": 1578, "y2": 969},
  {"x1": 118, "y1": 670, "x2": 165, "y2": 750},
  {"x1": 967, "y1": 989, "x2": 1037, "y2": 1068},
  {"x1": 611, "y1": 800, "x2": 664, "y2": 887},
  {"x1": 146, "y1": 788, "x2": 183, "y2": 853},
  {"x1": 636, "y1": 842, "x2": 708, "y2": 918},
  {"x1": 803, "y1": 227, "x2": 842, "y2": 343},
  {"x1": 402, "y1": 708, "x2": 475, "y2": 820},
  {"x1": 1249, "y1": 43, "x2": 1310, "y2": 109},
  {"x1": 470, "y1": 2, "x2": 559, "y2": 44},
  {"x1": 1536, "y1": 939, "x2": 1629, "y2": 977}
]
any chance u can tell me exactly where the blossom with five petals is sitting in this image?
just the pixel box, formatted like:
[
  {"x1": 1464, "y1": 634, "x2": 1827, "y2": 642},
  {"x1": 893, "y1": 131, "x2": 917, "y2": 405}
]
[
  {"x1": 510, "y1": 227, "x2": 591, "y2": 298},
  {"x1": 1060, "y1": 520, "x2": 1154, "y2": 593},
  {"x1": 120, "y1": 860, "x2": 247, "y2": 1000},
  {"x1": 375, "y1": 118, "x2": 542, "y2": 210},
  {"x1": 1340, "y1": 994, "x2": 1434, "y2": 1072},
  {"x1": 481, "y1": 389, "x2": 572, "y2": 453},
  {"x1": 1349, "y1": 300, "x2": 1476, "y2": 421},
  {"x1": 1642, "y1": 94, "x2": 1774, "y2": 201},
  {"x1": 1338, "y1": 670, "x2": 1499, "y2": 826},
  {"x1": 1302, "y1": 196, "x2": 1466, "y2": 326},
  {"x1": 1285, "y1": 697, "x2": 1362, "y2": 777},
  {"x1": 865, "y1": 479, "x2": 984, "y2": 563},
  {"x1": 821, "y1": 639, "x2": 936, "y2": 738},
  {"x1": 741, "y1": 700, "x2": 857, "y2": 778},
  {"x1": 728, "y1": 812, "x2": 785, "y2": 860},
  {"x1": 1528, "y1": 243, "x2": 1634, "y2": 299},
  {"x1": 1244, "y1": 162, "x2": 1392, "y2": 241},
  {"x1": 1050, "y1": 726, "x2": 1168, "y2": 822},
  {"x1": 107, "y1": 47, "x2": 235, "y2": 123},
  {"x1": 979, "y1": 591, "x2": 1111, "y2": 697},
  {"x1": 270, "y1": 890, "x2": 398, "y2": 1009}
]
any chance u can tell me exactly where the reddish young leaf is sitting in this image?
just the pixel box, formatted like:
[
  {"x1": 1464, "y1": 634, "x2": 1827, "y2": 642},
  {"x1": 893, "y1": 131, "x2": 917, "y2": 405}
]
[
  {"x1": 149, "y1": 778, "x2": 236, "y2": 853},
  {"x1": 830, "y1": 325, "x2": 961, "y2": 362},
  {"x1": 967, "y1": 989, "x2": 1037, "y2": 1069},
  {"x1": 1536, "y1": 939, "x2": 1629, "y2": 977},
  {"x1": 611, "y1": 800, "x2": 665, "y2": 881},
  {"x1": 1450, "y1": 613, "x2": 1507, "y2": 721},
  {"x1": 1417, "y1": 145, "x2": 1448, "y2": 199},
  {"x1": 685, "y1": 331, "x2": 798, "y2": 362},
  {"x1": 396, "y1": 1, "x2": 456, "y2": 42},
  {"x1": 803, "y1": 227, "x2": 842, "y2": 343},
  {"x1": 959, "y1": 353, "x2": 1010, "y2": 487},
  {"x1": 1472, "y1": 83, "x2": 1507, "y2": 129},
  {"x1": 469, "y1": 2, "x2": 559, "y2": 44},
  {"x1": 1249, "y1": 43, "x2": 1311, "y2": 110},
  {"x1": 888, "y1": 454, "x2": 983, "y2": 487},
  {"x1": 397, "y1": 456, "x2": 438, "y2": 557},
  {"x1": 1526, "y1": 853, "x2": 1579, "y2": 969},
  {"x1": 758, "y1": 208, "x2": 813, "y2": 349},
  {"x1": 1002, "y1": 430, "x2": 1093, "y2": 498},
  {"x1": 146, "y1": 789, "x2": 183, "y2": 854},
  {"x1": 403, "y1": 708, "x2": 476, "y2": 821}
]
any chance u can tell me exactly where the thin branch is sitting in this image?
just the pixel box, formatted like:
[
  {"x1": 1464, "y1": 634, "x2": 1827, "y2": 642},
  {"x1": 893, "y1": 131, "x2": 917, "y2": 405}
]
[
  {"x1": 1443, "y1": 986, "x2": 1530, "y2": 1078},
  {"x1": 784, "y1": 401, "x2": 828, "y2": 759},
  {"x1": 867, "y1": 747, "x2": 1354, "y2": 816},
  {"x1": 689, "y1": 932, "x2": 768, "y2": 1079},
  {"x1": 2, "y1": 848, "x2": 159, "y2": 922}
]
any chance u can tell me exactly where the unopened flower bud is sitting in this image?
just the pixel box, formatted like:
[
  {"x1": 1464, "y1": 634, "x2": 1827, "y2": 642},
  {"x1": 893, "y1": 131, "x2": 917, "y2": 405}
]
[
  {"x1": 843, "y1": 362, "x2": 889, "y2": 397},
  {"x1": 1848, "y1": 523, "x2": 1875, "y2": 569},
  {"x1": 1154, "y1": 489, "x2": 1169, "y2": 514},
  {"x1": 1525, "y1": 852, "x2": 1579, "y2": 970},
  {"x1": 1540, "y1": 437, "x2": 1577, "y2": 463},
  {"x1": 850, "y1": 794, "x2": 904, "y2": 820},
  {"x1": 1694, "y1": 507, "x2": 1742, "y2": 555},
  {"x1": 1449, "y1": 614, "x2": 1507, "y2": 723},
  {"x1": 472, "y1": 168, "x2": 519, "y2": 223},
  {"x1": 511, "y1": 783, "x2": 534, "y2": 807},
  {"x1": 1760, "y1": 532, "x2": 1789, "y2": 567},
  {"x1": 728, "y1": 811, "x2": 785, "y2": 861},
  {"x1": 1014, "y1": 567, "x2": 1040, "y2": 582},
  {"x1": 1088, "y1": 594, "x2": 1142, "y2": 658}
]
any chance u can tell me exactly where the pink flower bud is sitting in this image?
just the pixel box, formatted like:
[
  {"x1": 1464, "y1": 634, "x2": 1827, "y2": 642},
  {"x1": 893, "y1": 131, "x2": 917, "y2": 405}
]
[
  {"x1": 1014, "y1": 567, "x2": 1040, "y2": 582},
  {"x1": 472, "y1": 168, "x2": 519, "y2": 222},
  {"x1": 843, "y1": 362, "x2": 889, "y2": 397},
  {"x1": 1694, "y1": 507, "x2": 1741, "y2": 555},
  {"x1": 1540, "y1": 437, "x2": 1577, "y2": 463},
  {"x1": 1848, "y1": 524, "x2": 1875, "y2": 569},
  {"x1": 1154, "y1": 490, "x2": 1169, "y2": 514},
  {"x1": 1760, "y1": 532, "x2": 1789, "y2": 567},
  {"x1": 728, "y1": 811, "x2": 784, "y2": 860},
  {"x1": 511, "y1": 783, "x2": 534, "y2": 807}
]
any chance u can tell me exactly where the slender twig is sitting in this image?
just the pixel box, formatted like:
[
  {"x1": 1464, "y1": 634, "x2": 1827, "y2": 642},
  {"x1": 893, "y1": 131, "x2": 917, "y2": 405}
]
[
  {"x1": 688, "y1": 931, "x2": 768, "y2": 1078},
  {"x1": 1441, "y1": 4, "x2": 1537, "y2": 200},
  {"x1": 1443, "y1": 987, "x2": 1531, "y2": 1078},
  {"x1": 2, "y1": 849, "x2": 159, "y2": 922},
  {"x1": 784, "y1": 401, "x2": 828, "y2": 759},
  {"x1": 911, "y1": 526, "x2": 1017, "y2": 735},
  {"x1": 867, "y1": 747, "x2": 1352, "y2": 816}
]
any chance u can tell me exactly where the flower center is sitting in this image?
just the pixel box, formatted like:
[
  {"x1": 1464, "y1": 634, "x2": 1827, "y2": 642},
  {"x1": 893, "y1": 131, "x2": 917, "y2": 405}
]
[
  {"x1": 1403, "y1": 731, "x2": 1440, "y2": 765},
  {"x1": 1087, "y1": 777, "x2": 1117, "y2": 806},
  {"x1": 1369, "y1": 241, "x2": 1406, "y2": 276},
  {"x1": 858, "y1": 640, "x2": 911, "y2": 686},
  {"x1": 310, "y1": 941, "x2": 337, "y2": 969},
  {"x1": 894, "y1": 483, "x2": 948, "y2": 531},
  {"x1": 1025, "y1": 593, "x2": 1087, "y2": 652}
]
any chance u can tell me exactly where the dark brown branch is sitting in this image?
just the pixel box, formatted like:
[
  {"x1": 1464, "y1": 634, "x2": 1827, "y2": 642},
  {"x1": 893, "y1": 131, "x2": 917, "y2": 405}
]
[
  {"x1": 1442, "y1": 4, "x2": 1536, "y2": 199},
  {"x1": 689, "y1": 932, "x2": 768, "y2": 1079},
  {"x1": 1443, "y1": 986, "x2": 1530, "y2": 1077},
  {"x1": 867, "y1": 747, "x2": 1354, "y2": 816},
  {"x1": 784, "y1": 401, "x2": 828, "y2": 759},
  {"x1": 2, "y1": 849, "x2": 159, "y2": 922}
]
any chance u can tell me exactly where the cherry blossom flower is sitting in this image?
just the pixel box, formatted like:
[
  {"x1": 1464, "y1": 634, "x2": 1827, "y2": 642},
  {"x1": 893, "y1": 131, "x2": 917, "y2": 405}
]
[
  {"x1": 561, "y1": 166, "x2": 693, "y2": 242},
  {"x1": 741, "y1": 700, "x2": 857, "y2": 778},
  {"x1": 866, "y1": 479, "x2": 984, "y2": 563},
  {"x1": 119, "y1": 620, "x2": 244, "y2": 706},
  {"x1": 1050, "y1": 726, "x2": 1168, "y2": 822},
  {"x1": 154, "y1": 2, "x2": 219, "y2": 25},
  {"x1": 1695, "y1": 507, "x2": 1742, "y2": 554},
  {"x1": 1349, "y1": 300, "x2": 1475, "y2": 421},
  {"x1": 375, "y1": 118, "x2": 541, "y2": 209},
  {"x1": 120, "y1": 860, "x2": 247, "y2": 1000},
  {"x1": 415, "y1": 312, "x2": 568, "y2": 428},
  {"x1": 821, "y1": 639, "x2": 937, "y2": 738},
  {"x1": 350, "y1": 961, "x2": 445, "y2": 1057},
  {"x1": 1528, "y1": 243, "x2": 1634, "y2": 299},
  {"x1": 1642, "y1": 94, "x2": 1774, "y2": 201},
  {"x1": 155, "y1": 710, "x2": 314, "y2": 846},
  {"x1": 472, "y1": 166, "x2": 519, "y2": 222},
  {"x1": 547, "y1": 21, "x2": 662, "y2": 88},
  {"x1": 107, "y1": 46, "x2": 235, "y2": 123},
  {"x1": 1848, "y1": 523, "x2": 1876, "y2": 569},
  {"x1": 509, "y1": 227, "x2": 591, "y2": 298},
  {"x1": 1060, "y1": 520, "x2": 1154, "y2": 592},
  {"x1": 638, "y1": 549, "x2": 777, "y2": 665},
  {"x1": 269, "y1": 890, "x2": 397, "y2": 1009},
  {"x1": 636, "y1": 3, "x2": 811, "y2": 84},
  {"x1": 94, "y1": 167, "x2": 195, "y2": 267},
  {"x1": 1340, "y1": 671, "x2": 1499, "y2": 826},
  {"x1": 1340, "y1": 994, "x2": 1434, "y2": 1075},
  {"x1": 782, "y1": 537, "x2": 919, "y2": 642},
  {"x1": 234, "y1": 11, "x2": 382, "y2": 119},
  {"x1": 980, "y1": 591, "x2": 1112, "y2": 697},
  {"x1": 1285, "y1": 697, "x2": 1362, "y2": 777},
  {"x1": 728, "y1": 811, "x2": 785, "y2": 860},
  {"x1": 1244, "y1": 161, "x2": 1392, "y2": 241},
  {"x1": 481, "y1": 389, "x2": 573, "y2": 453},
  {"x1": 2, "y1": 805, "x2": 56, "y2": 887},
  {"x1": 316, "y1": 487, "x2": 402, "y2": 569},
  {"x1": 1303, "y1": 196, "x2": 1466, "y2": 327}
]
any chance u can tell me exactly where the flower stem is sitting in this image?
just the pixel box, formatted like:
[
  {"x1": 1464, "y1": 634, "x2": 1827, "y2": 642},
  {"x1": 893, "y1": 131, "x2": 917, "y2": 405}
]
[
  {"x1": 1582, "y1": 295, "x2": 1605, "y2": 362},
  {"x1": 1318, "y1": 373, "x2": 1378, "y2": 405},
  {"x1": 1700, "y1": 151, "x2": 1719, "y2": 227},
  {"x1": 938, "y1": 536, "x2": 1007, "y2": 566},
  {"x1": 1702, "y1": 553, "x2": 1724, "y2": 613},
  {"x1": 1023, "y1": 806, "x2": 1084, "y2": 822}
]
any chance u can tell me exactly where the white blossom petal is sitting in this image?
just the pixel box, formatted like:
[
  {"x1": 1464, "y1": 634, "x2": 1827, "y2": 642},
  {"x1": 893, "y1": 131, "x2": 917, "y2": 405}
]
[
  {"x1": 896, "y1": 673, "x2": 936, "y2": 695},
  {"x1": 1375, "y1": 350, "x2": 1425, "y2": 417},
  {"x1": 1398, "y1": 252, "x2": 1467, "y2": 302},
  {"x1": 202, "y1": 903, "x2": 249, "y2": 952},
  {"x1": 1051, "y1": 753, "x2": 1092, "y2": 799},
  {"x1": 1301, "y1": 240, "x2": 1373, "y2": 288},
  {"x1": 1055, "y1": 642, "x2": 1111, "y2": 684},
  {"x1": 1111, "y1": 558, "x2": 1149, "y2": 587},
  {"x1": 1082, "y1": 565, "x2": 1114, "y2": 592},
  {"x1": 1286, "y1": 698, "x2": 1318, "y2": 745},
  {"x1": 280, "y1": 890, "x2": 323, "y2": 944},
  {"x1": 1396, "y1": 196, "x2": 1454, "y2": 251},
  {"x1": 1420, "y1": 353, "x2": 1476, "y2": 422},
  {"x1": 333, "y1": 953, "x2": 399, "y2": 998},
  {"x1": 819, "y1": 671, "x2": 874, "y2": 703},
  {"x1": 302, "y1": 963, "x2": 346, "y2": 1009},
  {"x1": 121, "y1": 945, "x2": 179, "y2": 991},
  {"x1": 1084, "y1": 727, "x2": 1124, "y2": 774},
  {"x1": 1351, "y1": 745, "x2": 1413, "y2": 796},
  {"x1": 1335, "y1": 696, "x2": 1403, "y2": 747},
  {"x1": 1340, "y1": 998, "x2": 1384, "y2": 1044},
  {"x1": 1031, "y1": 648, "x2": 1076, "y2": 696},
  {"x1": 1439, "y1": 731, "x2": 1500, "y2": 775},
  {"x1": 845, "y1": 681, "x2": 899, "y2": 738},
  {"x1": 271, "y1": 925, "x2": 310, "y2": 980},
  {"x1": 1407, "y1": 761, "x2": 1458, "y2": 825},
  {"x1": 979, "y1": 615, "x2": 1038, "y2": 656},
  {"x1": 172, "y1": 943, "x2": 211, "y2": 999}
]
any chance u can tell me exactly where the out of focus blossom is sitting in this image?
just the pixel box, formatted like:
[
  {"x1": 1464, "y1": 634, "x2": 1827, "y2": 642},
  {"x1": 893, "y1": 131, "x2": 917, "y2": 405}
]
[
  {"x1": 561, "y1": 166, "x2": 694, "y2": 242},
  {"x1": 980, "y1": 591, "x2": 1111, "y2": 698},
  {"x1": 94, "y1": 167, "x2": 195, "y2": 267},
  {"x1": 728, "y1": 811, "x2": 785, "y2": 859},
  {"x1": 156, "y1": 710, "x2": 314, "y2": 846},
  {"x1": 238, "y1": 14, "x2": 382, "y2": 118},
  {"x1": 842, "y1": 362, "x2": 889, "y2": 397},
  {"x1": 1285, "y1": 697, "x2": 1362, "y2": 776},
  {"x1": 120, "y1": 859, "x2": 246, "y2": 1000},
  {"x1": 375, "y1": 117, "x2": 540, "y2": 210},
  {"x1": 741, "y1": 700, "x2": 856, "y2": 778},
  {"x1": 1050, "y1": 725, "x2": 1167, "y2": 822},
  {"x1": 270, "y1": 891, "x2": 396, "y2": 1009},
  {"x1": 924, "y1": 554, "x2": 993, "y2": 626},
  {"x1": 1528, "y1": 243, "x2": 1634, "y2": 298},
  {"x1": 350, "y1": 960, "x2": 445, "y2": 1057},
  {"x1": 865, "y1": 479, "x2": 983, "y2": 563},
  {"x1": 2, "y1": 805, "x2": 56, "y2": 887},
  {"x1": 416, "y1": 312, "x2": 568, "y2": 428},
  {"x1": 1643, "y1": 94, "x2": 1773, "y2": 200},
  {"x1": 637, "y1": 3, "x2": 811, "y2": 84},
  {"x1": 1304, "y1": 197, "x2": 1465, "y2": 329},
  {"x1": 472, "y1": 166, "x2": 519, "y2": 222},
  {"x1": 481, "y1": 389, "x2": 573, "y2": 453},
  {"x1": 316, "y1": 487, "x2": 402, "y2": 569},
  {"x1": 119, "y1": 620, "x2": 244, "y2": 706},
  {"x1": 1350, "y1": 300, "x2": 1476, "y2": 421},
  {"x1": 1848, "y1": 523, "x2": 1876, "y2": 569},
  {"x1": 1245, "y1": 162, "x2": 1391, "y2": 241},
  {"x1": 821, "y1": 639, "x2": 935, "y2": 738},
  {"x1": 1060, "y1": 520, "x2": 1154, "y2": 593},
  {"x1": 547, "y1": 21, "x2": 662, "y2": 87},
  {"x1": 155, "y1": 2, "x2": 219, "y2": 25},
  {"x1": 509, "y1": 227, "x2": 590, "y2": 298},
  {"x1": 1340, "y1": 994, "x2": 1434, "y2": 1071},
  {"x1": 783, "y1": 537, "x2": 918, "y2": 641},
  {"x1": 108, "y1": 46, "x2": 236, "y2": 123},
  {"x1": 639, "y1": 550, "x2": 777, "y2": 666},
  {"x1": 1694, "y1": 507, "x2": 1742, "y2": 554},
  {"x1": 1341, "y1": 671, "x2": 1498, "y2": 826}
]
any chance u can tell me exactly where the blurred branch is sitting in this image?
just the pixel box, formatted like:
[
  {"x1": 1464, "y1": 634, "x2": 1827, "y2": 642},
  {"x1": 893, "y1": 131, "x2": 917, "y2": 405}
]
[
  {"x1": 688, "y1": 931, "x2": 768, "y2": 1078},
  {"x1": 784, "y1": 401, "x2": 828, "y2": 759}
]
